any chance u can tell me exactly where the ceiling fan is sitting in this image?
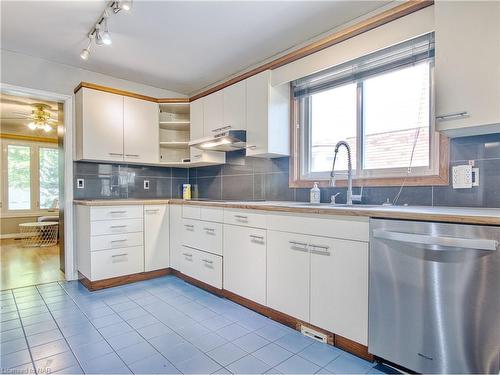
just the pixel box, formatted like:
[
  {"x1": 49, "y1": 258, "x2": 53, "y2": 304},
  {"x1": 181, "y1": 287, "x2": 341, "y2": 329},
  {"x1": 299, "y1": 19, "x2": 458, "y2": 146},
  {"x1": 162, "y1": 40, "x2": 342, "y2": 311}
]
[{"x1": 13, "y1": 103, "x2": 58, "y2": 132}]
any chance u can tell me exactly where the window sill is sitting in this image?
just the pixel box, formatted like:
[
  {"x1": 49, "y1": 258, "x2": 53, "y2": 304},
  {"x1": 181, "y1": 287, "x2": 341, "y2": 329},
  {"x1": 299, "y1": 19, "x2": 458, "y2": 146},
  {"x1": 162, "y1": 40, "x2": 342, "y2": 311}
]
[{"x1": 1, "y1": 211, "x2": 59, "y2": 219}]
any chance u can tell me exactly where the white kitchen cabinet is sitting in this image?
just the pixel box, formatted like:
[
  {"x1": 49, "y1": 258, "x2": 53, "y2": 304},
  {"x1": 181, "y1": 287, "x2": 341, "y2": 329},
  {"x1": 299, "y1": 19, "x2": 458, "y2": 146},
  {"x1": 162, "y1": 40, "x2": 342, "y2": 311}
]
[
  {"x1": 124, "y1": 96, "x2": 159, "y2": 164},
  {"x1": 144, "y1": 205, "x2": 169, "y2": 272},
  {"x1": 193, "y1": 249, "x2": 223, "y2": 289},
  {"x1": 224, "y1": 225, "x2": 267, "y2": 305},
  {"x1": 169, "y1": 204, "x2": 184, "y2": 271},
  {"x1": 310, "y1": 237, "x2": 369, "y2": 345},
  {"x1": 267, "y1": 230, "x2": 310, "y2": 321},
  {"x1": 246, "y1": 70, "x2": 290, "y2": 158},
  {"x1": 223, "y1": 80, "x2": 246, "y2": 130},
  {"x1": 75, "y1": 88, "x2": 124, "y2": 161},
  {"x1": 189, "y1": 98, "x2": 226, "y2": 165},
  {"x1": 203, "y1": 90, "x2": 224, "y2": 136},
  {"x1": 435, "y1": 1, "x2": 500, "y2": 137},
  {"x1": 181, "y1": 218, "x2": 222, "y2": 256}
]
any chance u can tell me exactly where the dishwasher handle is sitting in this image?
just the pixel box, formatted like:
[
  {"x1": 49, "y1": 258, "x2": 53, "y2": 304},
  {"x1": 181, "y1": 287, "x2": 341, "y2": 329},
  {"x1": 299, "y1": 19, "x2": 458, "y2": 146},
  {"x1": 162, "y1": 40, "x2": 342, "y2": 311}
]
[{"x1": 372, "y1": 229, "x2": 498, "y2": 251}]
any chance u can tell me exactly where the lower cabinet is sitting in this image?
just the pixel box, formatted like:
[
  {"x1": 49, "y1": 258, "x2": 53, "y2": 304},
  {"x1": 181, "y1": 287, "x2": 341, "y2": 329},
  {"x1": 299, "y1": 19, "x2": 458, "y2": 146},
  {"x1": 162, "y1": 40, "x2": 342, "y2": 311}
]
[
  {"x1": 169, "y1": 204, "x2": 183, "y2": 270},
  {"x1": 267, "y1": 231, "x2": 310, "y2": 321},
  {"x1": 91, "y1": 246, "x2": 144, "y2": 280},
  {"x1": 178, "y1": 246, "x2": 222, "y2": 289},
  {"x1": 310, "y1": 237, "x2": 369, "y2": 345},
  {"x1": 144, "y1": 205, "x2": 170, "y2": 272},
  {"x1": 223, "y1": 224, "x2": 267, "y2": 305}
]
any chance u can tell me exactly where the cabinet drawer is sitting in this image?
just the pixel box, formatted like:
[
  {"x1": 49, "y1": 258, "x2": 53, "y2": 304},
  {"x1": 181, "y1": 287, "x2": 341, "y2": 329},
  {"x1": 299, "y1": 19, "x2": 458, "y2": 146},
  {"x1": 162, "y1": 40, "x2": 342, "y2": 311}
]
[
  {"x1": 90, "y1": 232, "x2": 143, "y2": 252},
  {"x1": 91, "y1": 218, "x2": 143, "y2": 236},
  {"x1": 90, "y1": 205, "x2": 143, "y2": 221},
  {"x1": 183, "y1": 205, "x2": 201, "y2": 220},
  {"x1": 200, "y1": 207, "x2": 223, "y2": 223},
  {"x1": 90, "y1": 246, "x2": 144, "y2": 281},
  {"x1": 178, "y1": 246, "x2": 197, "y2": 279},
  {"x1": 267, "y1": 212, "x2": 368, "y2": 242},
  {"x1": 224, "y1": 209, "x2": 267, "y2": 229},
  {"x1": 195, "y1": 250, "x2": 222, "y2": 289},
  {"x1": 182, "y1": 219, "x2": 222, "y2": 255}
]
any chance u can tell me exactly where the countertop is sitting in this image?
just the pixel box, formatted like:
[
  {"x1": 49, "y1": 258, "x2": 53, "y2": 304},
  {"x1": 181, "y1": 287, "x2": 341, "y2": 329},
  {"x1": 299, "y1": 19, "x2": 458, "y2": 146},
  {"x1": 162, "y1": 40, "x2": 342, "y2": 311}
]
[{"x1": 74, "y1": 199, "x2": 500, "y2": 225}]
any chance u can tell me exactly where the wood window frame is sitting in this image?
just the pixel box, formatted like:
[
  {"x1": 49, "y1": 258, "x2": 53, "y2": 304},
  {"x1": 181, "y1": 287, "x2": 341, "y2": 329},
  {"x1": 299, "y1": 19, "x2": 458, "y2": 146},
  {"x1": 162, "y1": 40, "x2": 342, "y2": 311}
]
[{"x1": 289, "y1": 92, "x2": 449, "y2": 188}]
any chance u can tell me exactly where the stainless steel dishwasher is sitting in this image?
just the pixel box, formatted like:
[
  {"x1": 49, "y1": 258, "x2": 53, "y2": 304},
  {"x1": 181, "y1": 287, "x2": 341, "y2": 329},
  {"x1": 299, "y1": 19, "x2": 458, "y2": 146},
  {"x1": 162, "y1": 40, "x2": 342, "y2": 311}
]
[{"x1": 369, "y1": 218, "x2": 500, "y2": 374}]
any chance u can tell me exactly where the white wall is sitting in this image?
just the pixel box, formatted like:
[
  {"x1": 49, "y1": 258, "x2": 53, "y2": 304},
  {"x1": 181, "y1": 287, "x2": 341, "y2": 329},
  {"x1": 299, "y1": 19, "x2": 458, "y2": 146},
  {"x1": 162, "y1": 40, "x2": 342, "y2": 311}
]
[{"x1": 0, "y1": 49, "x2": 186, "y2": 98}]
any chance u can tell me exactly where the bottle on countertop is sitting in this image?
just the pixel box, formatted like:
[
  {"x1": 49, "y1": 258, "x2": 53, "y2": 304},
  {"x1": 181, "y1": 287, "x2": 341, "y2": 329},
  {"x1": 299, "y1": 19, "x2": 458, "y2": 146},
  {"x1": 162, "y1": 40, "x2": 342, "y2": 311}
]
[
  {"x1": 182, "y1": 184, "x2": 191, "y2": 200},
  {"x1": 310, "y1": 182, "x2": 320, "y2": 204}
]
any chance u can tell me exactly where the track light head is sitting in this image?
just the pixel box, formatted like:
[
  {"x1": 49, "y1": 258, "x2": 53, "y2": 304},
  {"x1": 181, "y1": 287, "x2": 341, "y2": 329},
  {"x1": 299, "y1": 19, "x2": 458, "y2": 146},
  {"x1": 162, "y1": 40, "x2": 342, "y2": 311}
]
[
  {"x1": 101, "y1": 18, "x2": 112, "y2": 45},
  {"x1": 95, "y1": 25, "x2": 105, "y2": 46},
  {"x1": 80, "y1": 48, "x2": 90, "y2": 60},
  {"x1": 118, "y1": 0, "x2": 132, "y2": 11}
]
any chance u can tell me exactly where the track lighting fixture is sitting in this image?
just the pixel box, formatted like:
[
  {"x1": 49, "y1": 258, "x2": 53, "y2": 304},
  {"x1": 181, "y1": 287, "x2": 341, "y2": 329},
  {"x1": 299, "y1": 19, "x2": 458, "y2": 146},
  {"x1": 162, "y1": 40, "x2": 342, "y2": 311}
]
[{"x1": 79, "y1": 1, "x2": 130, "y2": 61}]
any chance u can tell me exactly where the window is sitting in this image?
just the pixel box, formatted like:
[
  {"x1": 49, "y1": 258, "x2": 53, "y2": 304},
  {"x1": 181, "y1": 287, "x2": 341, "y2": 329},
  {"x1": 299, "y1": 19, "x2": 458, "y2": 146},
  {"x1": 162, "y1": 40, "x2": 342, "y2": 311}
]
[
  {"x1": 293, "y1": 33, "x2": 447, "y2": 186},
  {"x1": 1, "y1": 140, "x2": 59, "y2": 214}
]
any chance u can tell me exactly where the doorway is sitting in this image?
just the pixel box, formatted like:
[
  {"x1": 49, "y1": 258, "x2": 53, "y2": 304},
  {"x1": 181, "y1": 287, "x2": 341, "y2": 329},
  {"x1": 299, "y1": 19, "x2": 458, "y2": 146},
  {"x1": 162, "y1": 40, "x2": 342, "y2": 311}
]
[{"x1": 0, "y1": 92, "x2": 65, "y2": 290}]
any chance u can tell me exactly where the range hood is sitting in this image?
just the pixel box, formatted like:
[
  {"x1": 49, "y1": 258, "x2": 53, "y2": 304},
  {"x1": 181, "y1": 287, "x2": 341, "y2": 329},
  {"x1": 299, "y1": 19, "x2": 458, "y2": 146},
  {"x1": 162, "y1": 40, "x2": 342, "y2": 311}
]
[{"x1": 188, "y1": 127, "x2": 246, "y2": 152}]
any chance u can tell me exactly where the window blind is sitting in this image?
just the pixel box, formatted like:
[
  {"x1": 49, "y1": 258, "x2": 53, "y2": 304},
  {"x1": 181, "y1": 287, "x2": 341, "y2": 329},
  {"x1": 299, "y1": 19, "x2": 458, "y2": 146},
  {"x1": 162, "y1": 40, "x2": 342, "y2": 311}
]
[{"x1": 292, "y1": 32, "x2": 435, "y2": 99}]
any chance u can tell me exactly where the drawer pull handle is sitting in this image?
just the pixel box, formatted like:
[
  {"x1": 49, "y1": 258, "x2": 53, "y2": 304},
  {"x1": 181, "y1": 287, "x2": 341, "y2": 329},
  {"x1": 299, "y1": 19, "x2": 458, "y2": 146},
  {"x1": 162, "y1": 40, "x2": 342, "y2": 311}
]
[
  {"x1": 110, "y1": 211, "x2": 127, "y2": 214},
  {"x1": 145, "y1": 209, "x2": 160, "y2": 213},
  {"x1": 204, "y1": 228, "x2": 215, "y2": 232},
  {"x1": 182, "y1": 253, "x2": 193, "y2": 257},
  {"x1": 202, "y1": 259, "x2": 213, "y2": 264},
  {"x1": 436, "y1": 111, "x2": 469, "y2": 121},
  {"x1": 110, "y1": 225, "x2": 127, "y2": 228},
  {"x1": 310, "y1": 244, "x2": 329, "y2": 250},
  {"x1": 111, "y1": 253, "x2": 128, "y2": 258},
  {"x1": 108, "y1": 152, "x2": 123, "y2": 156},
  {"x1": 110, "y1": 239, "x2": 127, "y2": 243},
  {"x1": 234, "y1": 215, "x2": 248, "y2": 220},
  {"x1": 289, "y1": 241, "x2": 309, "y2": 251},
  {"x1": 184, "y1": 224, "x2": 194, "y2": 228},
  {"x1": 125, "y1": 154, "x2": 140, "y2": 157},
  {"x1": 250, "y1": 235, "x2": 264, "y2": 240}
]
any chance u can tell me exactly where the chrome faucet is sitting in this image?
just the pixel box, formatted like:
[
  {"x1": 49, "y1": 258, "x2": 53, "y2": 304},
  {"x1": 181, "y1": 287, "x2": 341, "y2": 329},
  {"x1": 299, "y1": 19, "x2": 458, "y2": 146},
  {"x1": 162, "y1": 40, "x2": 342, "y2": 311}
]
[{"x1": 330, "y1": 140, "x2": 361, "y2": 205}]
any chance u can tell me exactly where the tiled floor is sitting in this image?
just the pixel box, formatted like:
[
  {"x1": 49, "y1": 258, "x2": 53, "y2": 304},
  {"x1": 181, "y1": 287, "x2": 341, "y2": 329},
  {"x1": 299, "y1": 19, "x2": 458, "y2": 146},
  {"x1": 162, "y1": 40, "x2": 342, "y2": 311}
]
[{"x1": 0, "y1": 276, "x2": 384, "y2": 374}]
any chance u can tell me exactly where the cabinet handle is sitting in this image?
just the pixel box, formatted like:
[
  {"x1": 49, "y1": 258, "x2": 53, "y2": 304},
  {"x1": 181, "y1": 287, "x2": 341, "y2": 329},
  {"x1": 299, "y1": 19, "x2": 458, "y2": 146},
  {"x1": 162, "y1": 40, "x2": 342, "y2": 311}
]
[
  {"x1": 110, "y1": 239, "x2": 127, "y2": 243},
  {"x1": 310, "y1": 244, "x2": 330, "y2": 255},
  {"x1": 108, "y1": 152, "x2": 123, "y2": 156},
  {"x1": 125, "y1": 154, "x2": 140, "y2": 157},
  {"x1": 182, "y1": 252, "x2": 193, "y2": 257},
  {"x1": 204, "y1": 227, "x2": 215, "y2": 232},
  {"x1": 250, "y1": 234, "x2": 264, "y2": 240},
  {"x1": 202, "y1": 259, "x2": 213, "y2": 264},
  {"x1": 111, "y1": 253, "x2": 128, "y2": 258},
  {"x1": 110, "y1": 210, "x2": 127, "y2": 214},
  {"x1": 289, "y1": 241, "x2": 308, "y2": 251},
  {"x1": 145, "y1": 209, "x2": 160, "y2": 213},
  {"x1": 192, "y1": 154, "x2": 202, "y2": 159},
  {"x1": 110, "y1": 225, "x2": 127, "y2": 228},
  {"x1": 234, "y1": 215, "x2": 248, "y2": 220},
  {"x1": 310, "y1": 244, "x2": 329, "y2": 250},
  {"x1": 246, "y1": 145, "x2": 257, "y2": 150},
  {"x1": 436, "y1": 111, "x2": 469, "y2": 121},
  {"x1": 212, "y1": 126, "x2": 231, "y2": 133},
  {"x1": 184, "y1": 224, "x2": 194, "y2": 228}
]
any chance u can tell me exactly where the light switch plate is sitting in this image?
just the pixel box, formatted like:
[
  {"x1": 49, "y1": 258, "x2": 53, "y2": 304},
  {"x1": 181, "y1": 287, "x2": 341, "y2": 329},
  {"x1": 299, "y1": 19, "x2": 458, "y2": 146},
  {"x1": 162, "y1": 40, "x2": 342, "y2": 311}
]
[
  {"x1": 77, "y1": 178, "x2": 85, "y2": 189},
  {"x1": 144, "y1": 180, "x2": 150, "y2": 190},
  {"x1": 452, "y1": 165, "x2": 472, "y2": 189}
]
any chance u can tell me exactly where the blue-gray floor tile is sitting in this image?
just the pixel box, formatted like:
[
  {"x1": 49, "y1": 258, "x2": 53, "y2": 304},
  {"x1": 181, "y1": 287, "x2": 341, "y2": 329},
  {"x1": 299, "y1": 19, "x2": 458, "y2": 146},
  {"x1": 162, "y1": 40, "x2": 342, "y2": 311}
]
[
  {"x1": 0, "y1": 337, "x2": 27, "y2": 355},
  {"x1": 106, "y1": 330, "x2": 145, "y2": 350},
  {"x1": 201, "y1": 315, "x2": 234, "y2": 331},
  {"x1": 149, "y1": 331, "x2": 186, "y2": 353},
  {"x1": 190, "y1": 332, "x2": 228, "y2": 352},
  {"x1": 0, "y1": 348, "x2": 32, "y2": 368},
  {"x1": 233, "y1": 332, "x2": 270, "y2": 353},
  {"x1": 324, "y1": 352, "x2": 374, "y2": 374},
  {"x1": 227, "y1": 354, "x2": 273, "y2": 374},
  {"x1": 1, "y1": 328, "x2": 25, "y2": 343},
  {"x1": 116, "y1": 341, "x2": 158, "y2": 365},
  {"x1": 35, "y1": 350, "x2": 79, "y2": 373},
  {"x1": 207, "y1": 342, "x2": 247, "y2": 367},
  {"x1": 216, "y1": 323, "x2": 251, "y2": 341},
  {"x1": 298, "y1": 341, "x2": 342, "y2": 367},
  {"x1": 176, "y1": 352, "x2": 221, "y2": 374},
  {"x1": 80, "y1": 352, "x2": 127, "y2": 374},
  {"x1": 253, "y1": 343, "x2": 294, "y2": 368},
  {"x1": 30, "y1": 339, "x2": 70, "y2": 361},
  {"x1": 0, "y1": 318, "x2": 21, "y2": 331},
  {"x1": 128, "y1": 352, "x2": 179, "y2": 374},
  {"x1": 274, "y1": 332, "x2": 315, "y2": 354},
  {"x1": 71, "y1": 339, "x2": 114, "y2": 363},
  {"x1": 254, "y1": 322, "x2": 294, "y2": 341},
  {"x1": 275, "y1": 354, "x2": 320, "y2": 374},
  {"x1": 23, "y1": 319, "x2": 58, "y2": 336},
  {"x1": 26, "y1": 328, "x2": 63, "y2": 347}
]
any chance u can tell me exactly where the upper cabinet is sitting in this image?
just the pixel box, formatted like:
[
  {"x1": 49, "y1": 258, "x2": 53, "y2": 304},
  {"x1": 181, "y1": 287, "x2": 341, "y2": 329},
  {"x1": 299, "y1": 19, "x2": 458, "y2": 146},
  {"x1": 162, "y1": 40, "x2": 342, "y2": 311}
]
[
  {"x1": 124, "y1": 96, "x2": 160, "y2": 164},
  {"x1": 246, "y1": 71, "x2": 290, "y2": 157},
  {"x1": 435, "y1": 1, "x2": 500, "y2": 137},
  {"x1": 203, "y1": 90, "x2": 224, "y2": 135},
  {"x1": 223, "y1": 80, "x2": 246, "y2": 131},
  {"x1": 75, "y1": 87, "x2": 159, "y2": 164}
]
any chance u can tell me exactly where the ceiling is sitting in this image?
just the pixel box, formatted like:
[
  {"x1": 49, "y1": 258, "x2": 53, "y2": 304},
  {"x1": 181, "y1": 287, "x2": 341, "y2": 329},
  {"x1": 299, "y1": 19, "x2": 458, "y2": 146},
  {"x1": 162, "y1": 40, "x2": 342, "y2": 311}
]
[
  {"x1": 0, "y1": 93, "x2": 60, "y2": 139},
  {"x1": 1, "y1": 1, "x2": 389, "y2": 95}
]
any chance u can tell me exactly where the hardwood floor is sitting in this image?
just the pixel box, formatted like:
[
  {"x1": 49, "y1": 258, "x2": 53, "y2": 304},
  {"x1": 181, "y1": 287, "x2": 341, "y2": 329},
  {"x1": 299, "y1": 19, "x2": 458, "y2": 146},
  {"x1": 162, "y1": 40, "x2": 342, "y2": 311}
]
[{"x1": 0, "y1": 238, "x2": 64, "y2": 290}]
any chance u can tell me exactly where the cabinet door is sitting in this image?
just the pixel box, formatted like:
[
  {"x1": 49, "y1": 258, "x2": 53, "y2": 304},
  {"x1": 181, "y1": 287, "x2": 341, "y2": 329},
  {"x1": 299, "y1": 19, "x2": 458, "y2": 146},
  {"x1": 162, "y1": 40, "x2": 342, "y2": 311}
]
[
  {"x1": 310, "y1": 237, "x2": 368, "y2": 345},
  {"x1": 224, "y1": 225, "x2": 267, "y2": 305},
  {"x1": 124, "y1": 97, "x2": 159, "y2": 164},
  {"x1": 246, "y1": 71, "x2": 269, "y2": 157},
  {"x1": 194, "y1": 250, "x2": 223, "y2": 289},
  {"x1": 203, "y1": 91, "x2": 224, "y2": 136},
  {"x1": 223, "y1": 81, "x2": 246, "y2": 130},
  {"x1": 435, "y1": 1, "x2": 500, "y2": 136},
  {"x1": 144, "y1": 205, "x2": 169, "y2": 272},
  {"x1": 169, "y1": 205, "x2": 183, "y2": 271},
  {"x1": 190, "y1": 99, "x2": 204, "y2": 161},
  {"x1": 267, "y1": 230, "x2": 310, "y2": 321},
  {"x1": 80, "y1": 89, "x2": 124, "y2": 161}
]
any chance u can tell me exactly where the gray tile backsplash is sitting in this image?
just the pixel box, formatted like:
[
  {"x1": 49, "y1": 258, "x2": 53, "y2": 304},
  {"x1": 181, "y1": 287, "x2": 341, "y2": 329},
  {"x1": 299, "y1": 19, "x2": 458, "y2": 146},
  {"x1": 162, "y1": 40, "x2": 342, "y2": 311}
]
[{"x1": 74, "y1": 133, "x2": 500, "y2": 207}]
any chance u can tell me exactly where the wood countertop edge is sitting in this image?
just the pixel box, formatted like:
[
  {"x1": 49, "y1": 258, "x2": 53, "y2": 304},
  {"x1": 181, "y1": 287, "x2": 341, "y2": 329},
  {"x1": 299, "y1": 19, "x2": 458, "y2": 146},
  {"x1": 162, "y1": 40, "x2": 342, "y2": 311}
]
[{"x1": 73, "y1": 199, "x2": 500, "y2": 225}]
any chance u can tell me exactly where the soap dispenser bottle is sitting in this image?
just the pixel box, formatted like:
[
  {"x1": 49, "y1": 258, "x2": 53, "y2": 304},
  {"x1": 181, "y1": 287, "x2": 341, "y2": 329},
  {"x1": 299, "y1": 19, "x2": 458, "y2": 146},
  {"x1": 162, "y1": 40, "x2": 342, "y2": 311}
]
[{"x1": 310, "y1": 182, "x2": 321, "y2": 204}]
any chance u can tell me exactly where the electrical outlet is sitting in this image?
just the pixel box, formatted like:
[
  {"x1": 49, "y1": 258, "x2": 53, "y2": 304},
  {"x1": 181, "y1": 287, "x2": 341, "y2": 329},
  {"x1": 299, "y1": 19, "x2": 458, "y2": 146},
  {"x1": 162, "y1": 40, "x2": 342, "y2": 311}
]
[
  {"x1": 144, "y1": 180, "x2": 150, "y2": 190},
  {"x1": 452, "y1": 165, "x2": 472, "y2": 189},
  {"x1": 77, "y1": 178, "x2": 85, "y2": 189}
]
